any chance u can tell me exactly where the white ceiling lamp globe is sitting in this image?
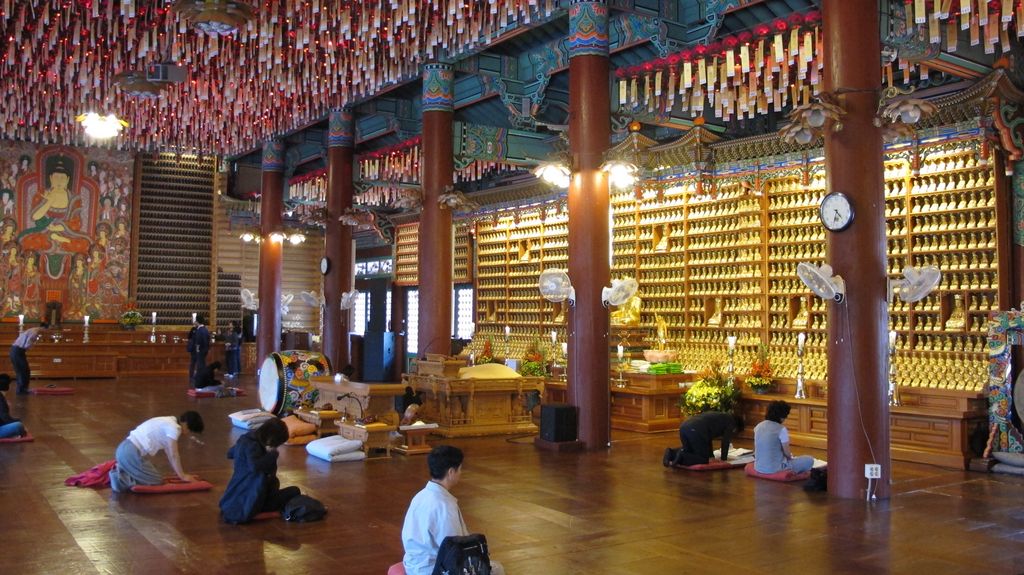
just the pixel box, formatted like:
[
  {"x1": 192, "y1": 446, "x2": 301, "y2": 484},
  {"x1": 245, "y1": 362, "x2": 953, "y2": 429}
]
[
  {"x1": 604, "y1": 161, "x2": 638, "y2": 190},
  {"x1": 899, "y1": 105, "x2": 922, "y2": 125},
  {"x1": 806, "y1": 107, "x2": 826, "y2": 128},
  {"x1": 77, "y1": 112, "x2": 127, "y2": 139},
  {"x1": 794, "y1": 127, "x2": 814, "y2": 145}
]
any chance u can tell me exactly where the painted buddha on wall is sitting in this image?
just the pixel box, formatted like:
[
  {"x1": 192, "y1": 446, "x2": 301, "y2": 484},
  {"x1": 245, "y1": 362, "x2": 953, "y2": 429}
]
[{"x1": 19, "y1": 158, "x2": 91, "y2": 256}]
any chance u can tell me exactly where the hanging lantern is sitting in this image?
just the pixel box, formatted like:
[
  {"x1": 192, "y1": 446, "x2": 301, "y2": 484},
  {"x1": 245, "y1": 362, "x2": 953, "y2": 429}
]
[{"x1": 171, "y1": 0, "x2": 256, "y2": 37}]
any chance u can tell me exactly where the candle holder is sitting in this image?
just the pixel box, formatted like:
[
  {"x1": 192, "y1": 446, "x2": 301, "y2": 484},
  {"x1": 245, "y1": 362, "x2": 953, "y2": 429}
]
[
  {"x1": 612, "y1": 358, "x2": 628, "y2": 388},
  {"x1": 726, "y1": 335, "x2": 737, "y2": 386},
  {"x1": 794, "y1": 343, "x2": 807, "y2": 400},
  {"x1": 83, "y1": 325, "x2": 89, "y2": 344},
  {"x1": 150, "y1": 325, "x2": 157, "y2": 344},
  {"x1": 887, "y1": 340, "x2": 902, "y2": 407}
]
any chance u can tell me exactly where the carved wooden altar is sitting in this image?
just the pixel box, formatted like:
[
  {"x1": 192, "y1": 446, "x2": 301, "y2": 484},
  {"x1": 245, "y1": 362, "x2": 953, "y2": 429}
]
[{"x1": 403, "y1": 374, "x2": 544, "y2": 437}]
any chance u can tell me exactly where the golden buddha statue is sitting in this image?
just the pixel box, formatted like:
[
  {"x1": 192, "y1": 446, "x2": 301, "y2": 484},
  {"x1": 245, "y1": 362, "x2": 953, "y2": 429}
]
[
  {"x1": 610, "y1": 293, "x2": 642, "y2": 327},
  {"x1": 655, "y1": 314, "x2": 668, "y2": 350}
]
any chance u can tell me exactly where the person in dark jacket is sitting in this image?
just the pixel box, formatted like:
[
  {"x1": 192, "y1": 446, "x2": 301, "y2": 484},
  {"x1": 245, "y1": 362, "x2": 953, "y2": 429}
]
[
  {"x1": 0, "y1": 373, "x2": 27, "y2": 438},
  {"x1": 187, "y1": 315, "x2": 210, "y2": 387},
  {"x1": 219, "y1": 418, "x2": 300, "y2": 524},
  {"x1": 663, "y1": 411, "x2": 738, "y2": 467},
  {"x1": 194, "y1": 361, "x2": 223, "y2": 390}
]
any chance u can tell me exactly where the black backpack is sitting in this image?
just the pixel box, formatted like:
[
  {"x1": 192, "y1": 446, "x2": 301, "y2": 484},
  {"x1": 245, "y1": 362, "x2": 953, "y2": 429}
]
[
  {"x1": 281, "y1": 495, "x2": 327, "y2": 522},
  {"x1": 431, "y1": 534, "x2": 491, "y2": 575}
]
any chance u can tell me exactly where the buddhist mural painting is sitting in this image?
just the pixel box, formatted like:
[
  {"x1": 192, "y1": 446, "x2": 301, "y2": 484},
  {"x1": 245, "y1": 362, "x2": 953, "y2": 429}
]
[{"x1": 0, "y1": 141, "x2": 133, "y2": 321}]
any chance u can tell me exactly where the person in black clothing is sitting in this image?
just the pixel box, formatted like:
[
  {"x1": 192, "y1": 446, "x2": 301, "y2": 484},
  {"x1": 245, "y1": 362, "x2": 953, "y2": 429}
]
[
  {"x1": 663, "y1": 411, "x2": 738, "y2": 467},
  {"x1": 219, "y1": 418, "x2": 300, "y2": 524},
  {"x1": 187, "y1": 315, "x2": 210, "y2": 386},
  {"x1": 194, "y1": 361, "x2": 223, "y2": 390}
]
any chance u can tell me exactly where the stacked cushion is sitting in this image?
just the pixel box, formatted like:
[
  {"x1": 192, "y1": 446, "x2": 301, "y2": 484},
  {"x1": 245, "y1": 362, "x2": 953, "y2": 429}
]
[
  {"x1": 229, "y1": 409, "x2": 275, "y2": 430},
  {"x1": 306, "y1": 435, "x2": 366, "y2": 463},
  {"x1": 281, "y1": 415, "x2": 318, "y2": 446}
]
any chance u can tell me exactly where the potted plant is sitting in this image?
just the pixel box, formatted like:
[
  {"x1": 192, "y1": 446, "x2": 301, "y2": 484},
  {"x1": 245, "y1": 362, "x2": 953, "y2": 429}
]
[
  {"x1": 119, "y1": 310, "x2": 143, "y2": 330},
  {"x1": 746, "y1": 345, "x2": 774, "y2": 394},
  {"x1": 680, "y1": 362, "x2": 740, "y2": 416}
]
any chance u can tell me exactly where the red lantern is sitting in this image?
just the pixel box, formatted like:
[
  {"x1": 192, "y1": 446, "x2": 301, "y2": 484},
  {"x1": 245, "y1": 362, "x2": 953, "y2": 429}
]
[{"x1": 772, "y1": 18, "x2": 788, "y2": 32}]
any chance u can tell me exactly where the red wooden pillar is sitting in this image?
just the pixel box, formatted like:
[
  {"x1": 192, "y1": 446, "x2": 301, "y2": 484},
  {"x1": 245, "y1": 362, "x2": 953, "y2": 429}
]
[
  {"x1": 323, "y1": 108, "x2": 355, "y2": 371},
  {"x1": 567, "y1": 0, "x2": 611, "y2": 449},
  {"x1": 257, "y1": 140, "x2": 285, "y2": 364},
  {"x1": 417, "y1": 63, "x2": 455, "y2": 357},
  {"x1": 822, "y1": 0, "x2": 890, "y2": 499}
]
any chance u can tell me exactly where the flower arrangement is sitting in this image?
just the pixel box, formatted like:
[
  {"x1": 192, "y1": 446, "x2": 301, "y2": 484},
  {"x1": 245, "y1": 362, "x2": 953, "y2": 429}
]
[
  {"x1": 477, "y1": 339, "x2": 496, "y2": 365},
  {"x1": 746, "y1": 345, "x2": 774, "y2": 393},
  {"x1": 119, "y1": 310, "x2": 143, "y2": 328},
  {"x1": 680, "y1": 362, "x2": 740, "y2": 416},
  {"x1": 519, "y1": 342, "x2": 547, "y2": 377}
]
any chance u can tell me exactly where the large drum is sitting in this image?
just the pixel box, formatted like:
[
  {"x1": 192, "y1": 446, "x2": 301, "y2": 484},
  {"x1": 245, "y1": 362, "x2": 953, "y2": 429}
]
[{"x1": 258, "y1": 350, "x2": 333, "y2": 415}]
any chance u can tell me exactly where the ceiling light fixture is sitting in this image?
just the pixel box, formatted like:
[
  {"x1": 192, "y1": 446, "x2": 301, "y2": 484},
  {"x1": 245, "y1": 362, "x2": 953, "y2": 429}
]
[
  {"x1": 171, "y1": 0, "x2": 256, "y2": 37},
  {"x1": 76, "y1": 113, "x2": 128, "y2": 139}
]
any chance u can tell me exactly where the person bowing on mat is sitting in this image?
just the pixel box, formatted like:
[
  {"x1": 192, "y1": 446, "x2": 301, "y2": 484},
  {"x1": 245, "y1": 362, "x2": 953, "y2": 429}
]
[{"x1": 109, "y1": 411, "x2": 204, "y2": 492}]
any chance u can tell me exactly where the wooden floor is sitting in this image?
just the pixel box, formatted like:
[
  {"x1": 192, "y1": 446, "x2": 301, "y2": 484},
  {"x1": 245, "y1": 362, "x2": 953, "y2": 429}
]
[{"x1": 2, "y1": 375, "x2": 1023, "y2": 575}]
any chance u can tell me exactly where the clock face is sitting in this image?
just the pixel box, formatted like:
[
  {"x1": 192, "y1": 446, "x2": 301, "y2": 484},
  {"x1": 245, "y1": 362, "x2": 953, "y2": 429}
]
[
  {"x1": 320, "y1": 257, "x2": 330, "y2": 275},
  {"x1": 819, "y1": 192, "x2": 854, "y2": 232}
]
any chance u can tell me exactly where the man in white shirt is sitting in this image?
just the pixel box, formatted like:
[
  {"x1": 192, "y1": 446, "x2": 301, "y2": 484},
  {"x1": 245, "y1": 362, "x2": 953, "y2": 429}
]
[
  {"x1": 400, "y1": 445, "x2": 503, "y2": 575},
  {"x1": 8, "y1": 321, "x2": 48, "y2": 394},
  {"x1": 109, "y1": 411, "x2": 204, "y2": 492}
]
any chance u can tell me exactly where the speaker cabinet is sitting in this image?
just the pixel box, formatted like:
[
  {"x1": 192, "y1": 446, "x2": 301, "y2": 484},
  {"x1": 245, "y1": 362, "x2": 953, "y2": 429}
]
[
  {"x1": 361, "y1": 331, "x2": 395, "y2": 382},
  {"x1": 540, "y1": 404, "x2": 577, "y2": 443}
]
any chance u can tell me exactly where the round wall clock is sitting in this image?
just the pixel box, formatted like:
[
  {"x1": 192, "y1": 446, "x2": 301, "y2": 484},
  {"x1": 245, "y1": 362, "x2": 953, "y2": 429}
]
[{"x1": 819, "y1": 191, "x2": 855, "y2": 232}]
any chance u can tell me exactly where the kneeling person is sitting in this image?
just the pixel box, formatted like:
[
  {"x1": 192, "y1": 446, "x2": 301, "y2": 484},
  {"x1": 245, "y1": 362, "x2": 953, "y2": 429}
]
[
  {"x1": 220, "y1": 418, "x2": 300, "y2": 524},
  {"x1": 110, "y1": 411, "x2": 204, "y2": 492},
  {"x1": 664, "y1": 410, "x2": 738, "y2": 467},
  {"x1": 401, "y1": 445, "x2": 504, "y2": 575}
]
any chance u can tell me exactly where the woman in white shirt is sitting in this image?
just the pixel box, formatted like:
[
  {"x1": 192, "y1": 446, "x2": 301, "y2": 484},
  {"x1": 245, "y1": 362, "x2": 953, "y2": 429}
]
[{"x1": 109, "y1": 411, "x2": 204, "y2": 492}]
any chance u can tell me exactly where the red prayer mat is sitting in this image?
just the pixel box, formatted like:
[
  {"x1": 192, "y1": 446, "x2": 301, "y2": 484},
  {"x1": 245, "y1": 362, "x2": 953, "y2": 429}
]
[
  {"x1": 743, "y1": 462, "x2": 810, "y2": 482},
  {"x1": 131, "y1": 477, "x2": 214, "y2": 493},
  {"x1": 0, "y1": 433, "x2": 33, "y2": 443},
  {"x1": 675, "y1": 459, "x2": 743, "y2": 471},
  {"x1": 187, "y1": 388, "x2": 246, "y2": 398}
]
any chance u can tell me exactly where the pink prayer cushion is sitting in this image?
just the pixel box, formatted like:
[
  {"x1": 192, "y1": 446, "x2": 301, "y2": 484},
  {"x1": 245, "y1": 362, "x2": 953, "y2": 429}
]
[
  {"x1": 281, "y1": 415, "x2": 317, "y2": 438},
  {"x1": 743, "y1": 462, "x2": 810, "y2": 482},
  {"x1": 678, "y1": 459, "x2": 739, "y2": 471},
  {"x1": 387, "y1": 562, "x2": 407, "y2": 575},
  {"x1": 31, "y1": 387, "x2": 74, "y2": 395},
  {"x1": 131, "y1": 479, "x2": 214, "y2": 493},
  {"x1": 251, "y1": 511, "x2": 279, "y2": 521},
  {"x1": 0, "y1": 433, "x2": 34, "y2": 444}
]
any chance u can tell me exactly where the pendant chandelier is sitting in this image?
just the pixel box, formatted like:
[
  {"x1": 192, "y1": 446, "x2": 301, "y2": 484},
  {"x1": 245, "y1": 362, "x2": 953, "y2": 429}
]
[{"x1": 171, "y1": 0, "x2": 256, "y2": 37}]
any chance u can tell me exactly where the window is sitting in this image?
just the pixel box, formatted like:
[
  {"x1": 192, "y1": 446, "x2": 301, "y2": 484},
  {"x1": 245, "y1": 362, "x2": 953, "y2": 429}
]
[
  {"x1": 453, "y1": 286, "x2": 474, "y2": 339},
  {"x1": 406, "y1": 289, "x2": 419, "y2": 354},
  {"x1": 353, "y1": 292, "x2": 368, "y2": 336}
]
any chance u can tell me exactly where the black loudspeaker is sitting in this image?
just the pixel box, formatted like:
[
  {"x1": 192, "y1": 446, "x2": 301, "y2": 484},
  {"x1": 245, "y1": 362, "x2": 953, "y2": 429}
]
[
  {"x1": 540, "y1": 404, "x2": 577, "y2": 443},
  {"x1": 361, "y1": 331, "x2": 395, "y2": 382}
]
